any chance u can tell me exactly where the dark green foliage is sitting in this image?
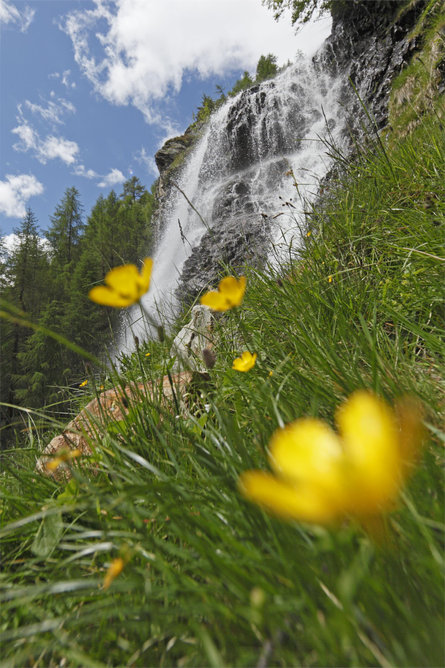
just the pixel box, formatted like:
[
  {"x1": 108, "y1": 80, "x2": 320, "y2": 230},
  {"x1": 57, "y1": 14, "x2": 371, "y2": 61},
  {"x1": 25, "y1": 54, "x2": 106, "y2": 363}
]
[
  {"x1": 14, "y1": 300, "x2": 72, "y2": 408},
  {"x1": 262, "y1": 0, "x2": 333, "y2": 25},
  {"x1": 45, "y1": 187, "x2": 84, "y2": 267},
  {"x1": 0, "y1": 178, "x2": 155, "y2": 445},
  {"x1": 0, "y1": 210, "x2": 50, "y2": 437},
  {"x1": 194, "y1": 93, "x2": 222, "y2": 124},
  {"x1": 255, "y1": 53, "x2": 278, "y2": 81},
  {"x1": 228, "y1": 70, "x2": 254, "y2": 96}
]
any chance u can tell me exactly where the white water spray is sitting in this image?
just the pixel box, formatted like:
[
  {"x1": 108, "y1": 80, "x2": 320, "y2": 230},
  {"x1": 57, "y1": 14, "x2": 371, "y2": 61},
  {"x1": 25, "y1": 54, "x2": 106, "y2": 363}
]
[{"x1": 120, "y1": 58, "x2": 344, "y2": 352}]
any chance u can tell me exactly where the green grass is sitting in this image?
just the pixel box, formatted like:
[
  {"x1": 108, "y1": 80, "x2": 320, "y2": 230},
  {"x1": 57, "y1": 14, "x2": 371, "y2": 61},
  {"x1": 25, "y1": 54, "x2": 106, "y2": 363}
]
[
  {"x1": 1, "y1": 114, "x2": 444, "y2": 667},
  {"x1": 388, "y1": 0, "x2": 444, "y2": 138}
]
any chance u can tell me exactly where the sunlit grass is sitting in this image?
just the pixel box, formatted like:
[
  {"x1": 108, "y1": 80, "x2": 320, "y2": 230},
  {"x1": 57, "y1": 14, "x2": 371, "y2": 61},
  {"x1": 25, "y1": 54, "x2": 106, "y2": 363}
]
[{"x1": 0, "y1": 115, "x2": 444, "y2": 667}]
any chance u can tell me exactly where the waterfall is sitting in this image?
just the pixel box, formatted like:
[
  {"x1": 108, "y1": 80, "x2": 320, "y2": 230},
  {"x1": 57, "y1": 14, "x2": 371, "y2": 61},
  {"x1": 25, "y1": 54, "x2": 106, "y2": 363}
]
[{"x1": 120, "y1": 56, "x2": 345, "y2": 352}]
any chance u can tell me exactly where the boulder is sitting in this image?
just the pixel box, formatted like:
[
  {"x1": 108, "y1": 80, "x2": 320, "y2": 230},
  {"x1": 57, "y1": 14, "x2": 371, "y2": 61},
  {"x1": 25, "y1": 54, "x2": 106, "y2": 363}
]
[
  {"x1": 36, "y1": 371, "x2": 193, "y2": 480},
  {"x1": 155, "y1": 136, "x2": 190, "y2": 173},
  {"x1": 170, "y1": 305, "x2": 214, "y2": 373}
]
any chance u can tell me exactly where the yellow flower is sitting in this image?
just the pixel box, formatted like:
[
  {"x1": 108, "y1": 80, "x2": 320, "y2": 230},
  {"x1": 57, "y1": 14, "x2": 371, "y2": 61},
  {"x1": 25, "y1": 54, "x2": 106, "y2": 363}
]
[
  {"x1": 89, "y1": 258, "x2": 153, "y2": 307},
  {"x1": 103, "y1": 557, "x2": 125, "y2": 590},
  {"x1": 145, "y1": 352, "x2": 151, "y2": 357},
  {"x1": 46, "y1": 448, "x2": 82, "y2": 472},
  {"x1": 79, "y1": 379, "x2": 88, "y2": 388},
  {"x1": 328, "y1": 275, "x2": 333, "y2": 283},
  {"x1": 239, "y1": 392, "x2": 423, "y2": 526},
  {"x1": 232, "y1": 351, "x2": 257, "y2": 372},
  {"x1": 200, "y1": 276, "x2": 246, "y2": 312}
]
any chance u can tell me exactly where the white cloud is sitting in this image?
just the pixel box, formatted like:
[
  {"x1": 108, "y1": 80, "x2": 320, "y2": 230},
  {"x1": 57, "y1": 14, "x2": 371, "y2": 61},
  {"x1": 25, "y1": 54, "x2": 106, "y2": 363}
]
[
  {"x1": 11, "y1": 115, "x2": 37, "y2": 151},
  {"x1": 39, "y1": 135, "x2": 79, "y2": 164},
  {"x1": 0, "y1": 0, "x2": 35, "y2": 32},
  {"x1": 73, "y1": 164, "x2": 98, "y2": 179},
  {"x1": 97, "y1": 168, "x2": 125, "y2": 188},
  {"x1": 24, "y1": 96, "x2": 76, "y2": 125},
  {"x1": 49, "y1": 69, "x2": 77, "y2": 89},
  {"x1": 0, "y1": 174, "x2": 44, "y2": 218},
  {"x1": 1, "y1": 233, "x2": 18, "y2": 254},
  {"x1": 134, "y1": 147, "x2": 158, "y2": 178},
  {"x1": 62, "y1": 0, "x2": 331, "y2": 125},
  {"x1": 1, "y1": 233, "x2": 51, "y2": 259},
  {"x1": 12, "y1": 114, "x2": 79, "y2": 165}
]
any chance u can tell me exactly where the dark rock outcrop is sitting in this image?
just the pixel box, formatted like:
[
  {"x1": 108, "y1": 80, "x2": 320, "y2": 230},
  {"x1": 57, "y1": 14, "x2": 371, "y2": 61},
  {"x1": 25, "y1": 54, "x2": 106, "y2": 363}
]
[
  {"x1": 320, "y1": 0, "x2": 428, "y2": 129},
  {"x1": 151, "y1": 122, "x2": 205, "y2": 244},
  {"x1": 155, "y1": 135, "x2": 191, "y2": 173},
  {"x1": 176, "y1": 213, "x2": 271, "y2": 305}
]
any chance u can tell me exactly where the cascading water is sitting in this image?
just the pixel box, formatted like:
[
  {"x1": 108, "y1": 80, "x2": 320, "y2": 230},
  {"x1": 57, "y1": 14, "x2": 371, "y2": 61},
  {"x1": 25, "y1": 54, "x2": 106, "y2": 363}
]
[{"x1": 120, "y1": 56, "x2": 345, "y2": 351}]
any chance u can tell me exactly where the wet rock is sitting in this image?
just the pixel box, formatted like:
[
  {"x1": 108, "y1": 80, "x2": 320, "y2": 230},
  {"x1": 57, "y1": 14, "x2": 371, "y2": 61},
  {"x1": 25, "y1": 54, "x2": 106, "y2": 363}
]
[
  {"x1": 176, "y1": 213, "x2": 271, "y2": 306},
  {"x1": 319, "y1": 0, "x2": 428, "y2": 129}
]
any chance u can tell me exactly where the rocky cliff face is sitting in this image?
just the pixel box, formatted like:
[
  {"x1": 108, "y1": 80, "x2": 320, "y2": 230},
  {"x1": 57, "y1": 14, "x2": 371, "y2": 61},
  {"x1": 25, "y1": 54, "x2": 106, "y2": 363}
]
[
  {"x1": 321, "y1": 0, "x2": 427, "y2": 129},
  {"x1": 146, "y1": 1, "x2": 428, "y2": 315}
]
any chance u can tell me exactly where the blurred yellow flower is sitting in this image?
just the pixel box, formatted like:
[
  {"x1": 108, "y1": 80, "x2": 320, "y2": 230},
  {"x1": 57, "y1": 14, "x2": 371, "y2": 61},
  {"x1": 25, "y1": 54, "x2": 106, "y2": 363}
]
[
  {"x1": 239, "y1": 392, "x2": 423, "y2": 526},
  {"x1": 200, "y1": 276, "x2": 246, "y2": 311},
  {"x1": 89, "y1": 258, "x2": 153, "y2": 307},
  {"x1": 103, "y1": 557, "x2": 125, "y2": 590},
  {"x1": 79, "y1": 379, "x2": 88, "y2": 388},
  {"x1": 232, "y1": 351, "x2": 257, "y2": 372},
  {"x1": 46, "y1": 448, "x2": 82, "y2": 472},
  {"x1": 145, "y1": 352, "x2": 151, "y2": 357},
  {"x1": 328, "y1": 275, "x2": 333, "y2": 283}
]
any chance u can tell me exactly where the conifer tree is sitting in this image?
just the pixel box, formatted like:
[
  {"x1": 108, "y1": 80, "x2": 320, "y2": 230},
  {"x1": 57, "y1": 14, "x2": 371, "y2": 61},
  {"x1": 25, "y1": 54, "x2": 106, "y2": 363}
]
[
  {"x1": 46, "y1": 186, "x2": 84, "y2": 267},
  {"x1": 229, "y1": 71, "x2": 254, "y2": 97},
  {"x1": 121, "y1": 176, "x2": 146, "y2": 204},
  {"x1": 117, "y1": 178, "x2": 154, "y2": 262},
  {"x1": 256, "y1": 54, "x2": 278, "y2": 82},
  {"x1": 0, "y1": 209, "x2": 49, "y2": 434},
  {"x1": 15, "y1": 300, "x2": 73, "y2": 409}
]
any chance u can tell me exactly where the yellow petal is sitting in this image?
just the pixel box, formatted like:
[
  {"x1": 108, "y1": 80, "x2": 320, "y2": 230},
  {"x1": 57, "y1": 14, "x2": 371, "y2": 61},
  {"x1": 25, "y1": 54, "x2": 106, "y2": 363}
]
[
  {"x1": 104, "y1": 264, "x2": 140, "y2": 299},
  {"x1": 46, "y1": 457, "x2": 63, "y2": 472},
  {"x1": 336, "y1": 391, "x2": 400, "y2": 511},
  {"x1": 200, "y1": 275, "x2": 246, "y2": 311},
  {"x1": 200, "y1": 291, "x2": 230, "y2": 311},
  {"x1": 239, "y1": 471, "x2": 340, "y2": 524},
  {"x1": 269, "y1": 418, "x2": 343, "y2": 489},
  {"x1": 219, "y1": 275, "x2": 246, "y2": 306},
  {"x1": 103, "y1": 557, "x2": 125, "y2": 590},
  {"x1": 232, "y1": 351, "x2": 257, "y2": 372},
  {"x1": 89, "y1": 286, "x2": 134, "y2": 307}
]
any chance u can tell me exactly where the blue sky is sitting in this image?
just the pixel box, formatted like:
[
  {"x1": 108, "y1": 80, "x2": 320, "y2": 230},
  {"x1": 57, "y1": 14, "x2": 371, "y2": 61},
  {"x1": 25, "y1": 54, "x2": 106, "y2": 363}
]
[{"x1": 0, "y1": 0, "x2": 331, "y2": 241}]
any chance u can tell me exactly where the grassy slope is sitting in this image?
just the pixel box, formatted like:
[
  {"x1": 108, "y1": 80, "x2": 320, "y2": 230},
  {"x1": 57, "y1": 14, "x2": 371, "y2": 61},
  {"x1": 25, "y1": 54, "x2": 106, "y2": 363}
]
[{"x1": 1, "y1": 27, "x2": 444, "y2": 668}]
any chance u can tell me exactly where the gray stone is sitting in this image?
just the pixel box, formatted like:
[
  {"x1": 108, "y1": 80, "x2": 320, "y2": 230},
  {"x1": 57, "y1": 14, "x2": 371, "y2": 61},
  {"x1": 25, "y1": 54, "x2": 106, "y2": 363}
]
[
  {"x1": 176, "y1": 213, "x2": 271, "y2": 307},
  {"x1": 319, "y1": 0, "x2": 428, "y2": 131},
  {"x1": 170, "y1": 305, "x2": 214, "y2": 373},
  {"x1": 155, "y1": 136, "x2": 190, "y2": 173}
]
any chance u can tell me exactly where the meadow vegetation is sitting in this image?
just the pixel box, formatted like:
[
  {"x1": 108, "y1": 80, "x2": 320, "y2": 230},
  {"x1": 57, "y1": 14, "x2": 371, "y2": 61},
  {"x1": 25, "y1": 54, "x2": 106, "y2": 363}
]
[{"x1": 0, "y1": 99, "x2": 443, "y2": 666}]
